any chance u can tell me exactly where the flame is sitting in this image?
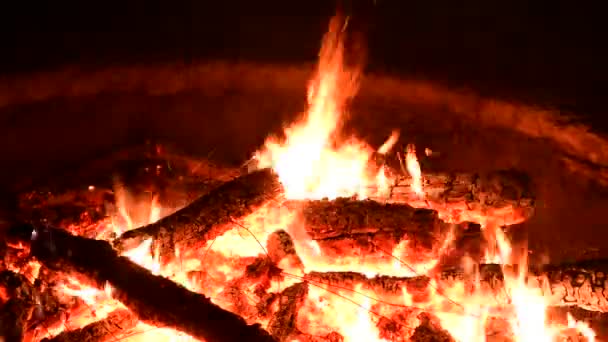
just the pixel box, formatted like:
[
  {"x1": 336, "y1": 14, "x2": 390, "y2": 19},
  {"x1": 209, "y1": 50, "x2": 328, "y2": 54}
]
[
  {"x1": 405, "y1": 144, "x2": 423, "y2": 196},
  {"x1": 254, "y1": 15, "x2": 398, "y2": 200}
]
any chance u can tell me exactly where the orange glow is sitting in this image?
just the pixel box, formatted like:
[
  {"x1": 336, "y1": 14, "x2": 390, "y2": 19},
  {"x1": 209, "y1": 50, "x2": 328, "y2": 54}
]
[{"x1": 34, "y1": 13, "x2": 595, "y2": 342}]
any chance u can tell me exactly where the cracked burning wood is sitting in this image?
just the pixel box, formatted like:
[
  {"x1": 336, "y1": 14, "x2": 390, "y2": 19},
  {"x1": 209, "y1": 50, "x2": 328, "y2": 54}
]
[
  {"x1": 268, "y1": 282, "x2": 308, "y2": 342},
  {"x1": 294, "y1": 198, "x2": 459, "y2": 261},
  {"x1": 7, "y1": 223, "x2": 277, "y2": 342},
  {"x1": 41, "y1": 309, "x2": 138, "y2": 342},
  {"x1": 305, "y1": 260, "x2": 608, "y2": 313},
  {"x1": 368, "y1": 165, "x2": 535, "y2": 225},
  {"x1": 0, "y1": 270, "x2": 37, "y2": 342},
  {"x1": 113, "y1": 168, "x2": 283, "y2": 263}
]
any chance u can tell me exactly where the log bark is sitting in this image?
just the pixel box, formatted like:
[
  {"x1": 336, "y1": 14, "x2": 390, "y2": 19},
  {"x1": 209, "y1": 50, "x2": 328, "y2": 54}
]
[
  {"x1": 8, "y1": 223, "x2": 277, "y2": 342},
  {"x1": 294, "y1": 198, "x2": 461, "y2": 262},
  {"x1": 113, "y1": 168, "x2": 283, "y2": 263},
  {"x1": 368, "y1": 166, "x2": 535, "y2": 226},
  {"x1": 0, "y1": 270, "x2": 36, "y2": 342},
  {"x1": 305, "y1": 260, "x2": 608, "y2": 313},
  {"x1": 299, "y1": 198, "x2": 448, "y2": 242},
  {"x1": 41, "y1": 309, "x2": 138, "y2": 342}
]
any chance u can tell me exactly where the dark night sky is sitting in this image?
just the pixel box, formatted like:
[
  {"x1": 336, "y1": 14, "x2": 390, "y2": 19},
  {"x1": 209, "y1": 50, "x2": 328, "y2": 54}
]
[{"x1": 2, "y1": 0, "x2": 607, "y2": 121}]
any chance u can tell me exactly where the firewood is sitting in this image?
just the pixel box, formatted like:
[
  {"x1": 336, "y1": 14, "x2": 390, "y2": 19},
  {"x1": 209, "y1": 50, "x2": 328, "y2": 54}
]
[
  {"x1": 0, "y1": 270, "x2": 36, "y2": 342},
  {"x1": 293, "y1": 198, "x2": 464, "y2": 265},
  {"x1": 410, "y1": 313, "x2": 455, "y2": 342},
  {"x1": 113, "y1": 168, "x2": 283, "y2": 263},
  {"x1": 7, "y1": 223, "x2": 277, "y2": 342},
  {"x1": 305, "y1": 260, "x2": 608, "y2": 313},
  {"x1": 268, "y1": 282, "x2": 308, "y2": 342},
  {"x1": 299, "y1": 199, "x2": 447, "y2": 242},
  {"x1": 41, "y1": 309, "x2": 138, "y2": 342},
  {"x1": 369, "y1": 167, "x2": 535, "y2": 225}
]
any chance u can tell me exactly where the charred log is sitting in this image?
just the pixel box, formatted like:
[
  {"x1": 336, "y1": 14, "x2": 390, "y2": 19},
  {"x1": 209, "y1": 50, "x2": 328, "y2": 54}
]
[
  {"x1": 368, "y1": 168, "x2": 534, "y2": 225},
  {"x1": 0, "y1": 270, "x2": 36, "y2": 342},
  {"x1": 295, "y1": 198, "x2": 457, "y2": 261},
  {"x1": 306, "y1": 260, "x2": 608, "y2": 313},
  {"x1": 299, "y1": 198, "x2": 448, "y2": 243},
  {"x1": 41, "y1": 309, "x2": 138, "y2": 342},
  {"x1": 268, "y1": 282, "x2": 308, "y2": 342},
  {"x1": 114, "y1": 168, "x2": 282, "y2": 263},
  {"x1": 8, "y1": 223, "x2": 276, "y2": 342}
]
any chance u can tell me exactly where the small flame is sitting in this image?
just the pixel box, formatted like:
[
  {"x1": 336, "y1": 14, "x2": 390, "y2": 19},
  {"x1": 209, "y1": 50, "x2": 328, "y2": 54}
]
[
  {"x1": 405, "y1": 144, "x2": 423, "y2": 196},
  {"x1": 377, "y1": 130, "x2": 400, "y2": 155},
  {"x1": 567, "y1": 313, "x2": 596, "y2": 342}
]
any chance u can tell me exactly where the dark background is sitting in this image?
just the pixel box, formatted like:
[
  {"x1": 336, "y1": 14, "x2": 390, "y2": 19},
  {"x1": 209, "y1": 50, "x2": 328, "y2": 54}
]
[{"x1": 2, "y1": 0, "x2": 607, "y2": 120}]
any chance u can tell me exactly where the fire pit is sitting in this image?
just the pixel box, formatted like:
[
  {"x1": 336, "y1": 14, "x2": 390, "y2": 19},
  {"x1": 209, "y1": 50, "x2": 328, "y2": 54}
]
[{"x1": 2, "y1": 14, "x2": 608, "y2": 342}]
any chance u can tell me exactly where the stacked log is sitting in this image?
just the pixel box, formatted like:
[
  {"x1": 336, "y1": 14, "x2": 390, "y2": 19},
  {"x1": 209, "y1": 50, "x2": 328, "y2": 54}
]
[{"x1": 6, "y1": 223, "x2": 276, "y2": 342}]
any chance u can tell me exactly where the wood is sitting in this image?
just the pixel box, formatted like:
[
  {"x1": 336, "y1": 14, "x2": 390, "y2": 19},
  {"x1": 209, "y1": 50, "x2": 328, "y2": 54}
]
[
  {"x1": 295, "y1": 198, "x2": 460, "y2": 263},
  {"x1": 268, "y1": 282, "x2": 308, "y2": 342},
  {"x1": 369, "y1": 164, "x2": 535, "y2": 225},
  {"x1": 8, "y1": 223, "x2": 277, "y2": 342},
  {"x1": 0, "y1": 270, "x2": 36, "y2": 342},
  {"x1": 300, "y1": 198, "x2": 448, "y2": 242},
  {"x1": 305, "y1": 260, "x2": 608, "y2": 313},
  {"x1": 113, "y1": 168, "x2": 283, "y2": 263},
  {"x1": 410, "y1": 313, "x2": 455, "y2": 342},
  {"x1": 41, "y1": 309, "x2": 138, "y2": 342}
]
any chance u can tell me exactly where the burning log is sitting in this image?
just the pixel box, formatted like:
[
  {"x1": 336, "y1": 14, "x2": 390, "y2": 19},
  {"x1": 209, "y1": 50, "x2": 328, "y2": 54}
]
[
  {"x1": 305, "y1": 260, "x2": 608, "y2": 313},
  {"x1": 294, "y1": 198, "x2": 458, "y2": 263},
  {"x1": 370, "y1": 168, "x2": 535, "y2": 225},
  {"x1": 300, "y1": 198, "x2": 447, "y2": 242},
  {"x1": 268, "y1": 282, "x2": 309, "y2": 342},
  {"x1": 298, "y1": 198, "x2": 449, "y2": 252},
  {"x1": 113, "y1": 168, "x2": 283, "y2": 263},
  {"x1": 0, "y1": 270, "x2": 36, "y2": 342},
  {"x1": 7, "y1": 223, "x2": 277, "y2": 342},
  {"x1": 41, "y1": 309, "x2": 138, "y2": 342}
]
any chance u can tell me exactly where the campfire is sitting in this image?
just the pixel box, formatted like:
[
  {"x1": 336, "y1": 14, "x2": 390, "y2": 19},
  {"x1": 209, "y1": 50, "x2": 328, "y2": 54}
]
[{"x1": 1, "y1": 14, "x2": 604, "y2": 342}]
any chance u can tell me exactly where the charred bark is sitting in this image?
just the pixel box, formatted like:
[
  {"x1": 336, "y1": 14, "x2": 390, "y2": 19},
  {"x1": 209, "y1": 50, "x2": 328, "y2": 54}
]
[
  {"x1": 306, "y1": 260, "x2": 608, "y2": 313},
  {"x1": 368, "y1": 167, "x2": 535, "y2": 225},
  {"x1": 0, "y1": 270, "x2": 36, "y2": 342},
  {"x1": 8, "y1": 223, "x2": 277, "y2": 342},
  {"x1": 268, "y1": 282, "x2": 308, "y2": 342},
  {"x1": 295, "y1": 198, "x2": 458, "y2": 260},
  {"x1": 113, "y1": 168, "x2": 282, "y2": 263},
  {"x1": 299, "y1": 198, "x2": 448, "y2": 242},
  {"x1": 41, "y1": 309, "x2": 138, "y2": 342}
]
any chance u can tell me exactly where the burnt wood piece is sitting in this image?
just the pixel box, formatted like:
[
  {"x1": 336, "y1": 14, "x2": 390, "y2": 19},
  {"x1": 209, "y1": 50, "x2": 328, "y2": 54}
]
[
  {"x1": 0, "y1": 270, "x2": 36, "y2": 342},
  {"x1": 113, "y1": 168, "x2": 283, "y2": 263},
  {"x1": 299, "y1": 198, "x2": 450, "y2": 243},
  {"x1": 295, "y1": 198, "x2": 458, "y2": 261},
  {"x1": 305, "y1": 260, "x2": 608, "y2": 313},
  {"x1": 266, "y1": 229, "x2": 304, "y2": 270},
  {"x1": 8, "y1": 223, "x2": 277, "y2": 342},
  {"x1": 368, "y1": 167, "x2": 534, "y2": 225},
  {"x1": 268, "y1": 282, "x2": 309, "y2": 342},
  {"x1": 41, "y1": 309, "x2": 138, "y2": 342}
]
